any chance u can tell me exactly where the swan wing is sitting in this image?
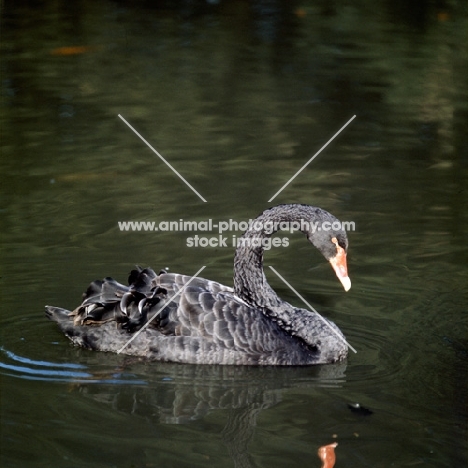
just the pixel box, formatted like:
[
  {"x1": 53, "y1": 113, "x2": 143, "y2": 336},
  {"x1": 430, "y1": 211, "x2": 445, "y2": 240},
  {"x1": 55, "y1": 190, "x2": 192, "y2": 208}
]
[{"x1": 46, "y1": 268, "x2": 309, "y2": 365}]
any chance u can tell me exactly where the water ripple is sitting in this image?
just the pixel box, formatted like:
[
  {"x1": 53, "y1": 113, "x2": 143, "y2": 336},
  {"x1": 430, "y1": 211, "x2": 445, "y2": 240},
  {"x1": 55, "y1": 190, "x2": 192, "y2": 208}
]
[{"x1": 0, "y1": 347, "x2": 147, "y2": 385}]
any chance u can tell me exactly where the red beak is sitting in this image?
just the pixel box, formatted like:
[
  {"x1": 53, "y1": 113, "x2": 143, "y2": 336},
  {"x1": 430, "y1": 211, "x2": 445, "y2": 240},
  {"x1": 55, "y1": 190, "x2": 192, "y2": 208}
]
[{"x1": 329, "y1": 245, "x2": 351, "y2": 291}]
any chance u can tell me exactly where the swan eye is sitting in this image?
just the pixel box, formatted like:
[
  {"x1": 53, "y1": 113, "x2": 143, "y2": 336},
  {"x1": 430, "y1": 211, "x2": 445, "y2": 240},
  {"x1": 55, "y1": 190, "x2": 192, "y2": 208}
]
[{"x1": 332, "y1": 237, "x2": 346, "y2": 251}]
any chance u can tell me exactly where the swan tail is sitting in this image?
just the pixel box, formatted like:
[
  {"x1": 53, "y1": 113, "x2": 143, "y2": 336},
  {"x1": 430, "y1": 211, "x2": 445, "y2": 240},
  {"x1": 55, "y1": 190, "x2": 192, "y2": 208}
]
[{"x1": 45, "y1": 305, "x2": 72, "y2": 323}]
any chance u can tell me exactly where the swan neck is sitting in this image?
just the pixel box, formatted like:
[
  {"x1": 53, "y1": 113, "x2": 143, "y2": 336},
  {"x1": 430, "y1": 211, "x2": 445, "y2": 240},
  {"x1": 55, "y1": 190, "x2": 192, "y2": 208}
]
[{"x1": 233, "y1": 205, "x2": 316, "y2": 309}]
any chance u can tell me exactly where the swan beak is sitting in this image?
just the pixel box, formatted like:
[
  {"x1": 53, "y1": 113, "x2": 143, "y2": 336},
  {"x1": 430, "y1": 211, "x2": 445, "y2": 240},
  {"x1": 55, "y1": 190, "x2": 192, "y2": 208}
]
[{"x1": 329, "y1": 246, "x2": 351, "y2": 292}]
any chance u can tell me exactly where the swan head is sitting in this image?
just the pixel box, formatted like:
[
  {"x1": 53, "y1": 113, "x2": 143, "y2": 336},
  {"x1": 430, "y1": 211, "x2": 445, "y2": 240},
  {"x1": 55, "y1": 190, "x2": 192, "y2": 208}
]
[{"x1": 306, "y1": 214, "x2": 351, "y2": 292}]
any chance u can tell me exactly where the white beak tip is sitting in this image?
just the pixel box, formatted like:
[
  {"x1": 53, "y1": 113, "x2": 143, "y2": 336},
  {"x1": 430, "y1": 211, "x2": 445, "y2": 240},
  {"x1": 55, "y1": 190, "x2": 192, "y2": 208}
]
[{"x1": 340, "y1": 276, "x2": 351, "y2": 292}]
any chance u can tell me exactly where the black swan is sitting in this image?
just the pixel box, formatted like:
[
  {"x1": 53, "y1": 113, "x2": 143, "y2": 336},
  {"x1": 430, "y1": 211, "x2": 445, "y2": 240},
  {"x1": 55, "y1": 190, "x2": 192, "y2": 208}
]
[{"x1": 46, "y1": 204, "x2": 351, "y2": 365}]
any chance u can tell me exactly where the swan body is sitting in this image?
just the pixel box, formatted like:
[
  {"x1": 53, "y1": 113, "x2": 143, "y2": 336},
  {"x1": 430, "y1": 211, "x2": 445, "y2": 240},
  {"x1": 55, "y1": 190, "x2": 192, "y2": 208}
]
[{"x1": 46, "y1": 204, "x2": 351, "y2": 365}]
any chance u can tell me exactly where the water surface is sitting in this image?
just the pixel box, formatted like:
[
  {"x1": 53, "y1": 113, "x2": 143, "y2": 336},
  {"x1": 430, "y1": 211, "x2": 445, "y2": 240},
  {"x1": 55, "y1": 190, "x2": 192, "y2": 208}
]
[{"x1": 1, "y1": 1, "x2": 467, "y2": 467}]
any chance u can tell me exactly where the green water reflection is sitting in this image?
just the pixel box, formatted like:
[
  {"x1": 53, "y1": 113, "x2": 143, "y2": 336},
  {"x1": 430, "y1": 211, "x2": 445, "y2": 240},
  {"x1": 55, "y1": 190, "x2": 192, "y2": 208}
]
[{"x1": 1, "y1": 1, "x2": 467, "y2": 467}]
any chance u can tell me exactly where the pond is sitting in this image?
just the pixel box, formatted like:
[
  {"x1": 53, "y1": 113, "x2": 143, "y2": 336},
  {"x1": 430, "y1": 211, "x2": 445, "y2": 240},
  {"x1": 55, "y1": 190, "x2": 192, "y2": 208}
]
[{"x1": 1, "y1": 1, "x2": 467, "y2": 467}]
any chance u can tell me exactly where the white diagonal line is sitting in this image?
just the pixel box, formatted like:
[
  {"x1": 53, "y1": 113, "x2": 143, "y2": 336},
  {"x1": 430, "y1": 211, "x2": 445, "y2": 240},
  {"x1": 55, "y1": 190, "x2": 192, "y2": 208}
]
[
  {"x1": 117, "y1": 265, "x2": 206, "y2": 354},
  {"x1": 118, "y1": 114, "x2": 207, "y2": 203},
  {"x1": 268, "y1": 115, "x2": 356, "y2": 202},
  {"x1": 268, "y1": 265, "x2": 356, "y2": 353}
]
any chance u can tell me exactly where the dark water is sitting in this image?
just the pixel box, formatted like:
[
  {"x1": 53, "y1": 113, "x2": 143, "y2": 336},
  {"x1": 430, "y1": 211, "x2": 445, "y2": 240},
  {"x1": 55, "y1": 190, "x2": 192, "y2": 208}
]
[{"x1": 1, "y1": 1, "x2": 467, "y2": 466}]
